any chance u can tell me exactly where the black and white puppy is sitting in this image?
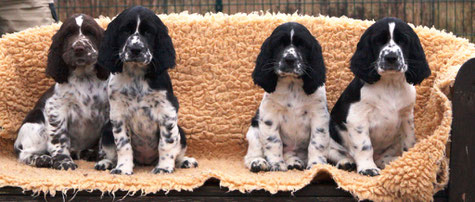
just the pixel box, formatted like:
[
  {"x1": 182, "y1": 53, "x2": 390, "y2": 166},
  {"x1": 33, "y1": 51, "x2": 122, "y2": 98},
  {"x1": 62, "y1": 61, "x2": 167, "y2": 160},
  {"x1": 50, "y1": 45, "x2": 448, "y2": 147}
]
[
  {"x1": 244, "y1": 22, "x2": 330, "y2": 172},
  {"x1": 94, "y1": 6, "x2": 197, "y2": 175},
  {"x1": 329, "y1": 17, "x2": 431, "y2": 176},
  {"x1": 14, "y1": 14, "x2": 109, "y2": 170}
]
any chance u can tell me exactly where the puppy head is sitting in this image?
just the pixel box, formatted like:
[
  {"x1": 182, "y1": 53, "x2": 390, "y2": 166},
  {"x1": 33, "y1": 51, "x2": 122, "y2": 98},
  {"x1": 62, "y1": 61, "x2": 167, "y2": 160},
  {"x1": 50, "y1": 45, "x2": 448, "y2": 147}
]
[
  {"x1": 350, "y1": 17, "x2": 430, "y2": 84},
  {"x1": 98, "y1": 6, "x2": 176, "y2": 76},
  {"x1": 253, "y1": 22, "x2": 326, "y2": 94},
  {"x1": 47, "y1": 14, "x2": 106, "y2": 83}
]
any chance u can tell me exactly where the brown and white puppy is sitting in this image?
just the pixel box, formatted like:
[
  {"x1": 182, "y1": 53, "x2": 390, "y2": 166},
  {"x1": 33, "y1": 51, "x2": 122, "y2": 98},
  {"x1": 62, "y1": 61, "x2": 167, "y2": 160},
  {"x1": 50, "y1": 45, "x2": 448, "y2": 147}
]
[{"x1": 14, "y1": 14, "x2": 109, "y2": 170}]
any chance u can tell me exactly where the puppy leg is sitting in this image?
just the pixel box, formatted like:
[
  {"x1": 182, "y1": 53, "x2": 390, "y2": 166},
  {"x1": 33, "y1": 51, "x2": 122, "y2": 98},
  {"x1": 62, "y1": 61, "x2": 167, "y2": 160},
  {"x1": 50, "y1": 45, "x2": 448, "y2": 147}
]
[
  {"x1": 45, "y1": 103, "x2": 77, "y2": 170},
  {"x1": 109, "y1": 119, "x2": 134, "y2": 175},
  {"x1": 258, "y1": 114, "x2": 286, "y2": 172},
  {"x1": 327, "y1": 140, "x2": 355, "y2": 171},
  {"x1": 375, "y1": 145, "x2": 400, "y2": 169},
  {"x1": 15, "y1": 123, "x2": 52, "y2": 167},
  {"x1": 307, "y1": 107, "x2": 331, "y2": 169},
  {"x1": 400, "y1": 108, "x2": 416, "y2": 152},
  {"x1": 345, "y1": 124, "x2": 380, "y2": 176},
  {"x1": 175, "y1": 126, "x2": 198, "y2": 169},
  {"x1": 244, "y1": 126, "x2": 270, "y2": 172},
  {"x1": 95, "y1": 122, "x2": 117, "y2": 171},
  {"x1": 152, "y1": 110, "x2": 181, "y2": 174}
]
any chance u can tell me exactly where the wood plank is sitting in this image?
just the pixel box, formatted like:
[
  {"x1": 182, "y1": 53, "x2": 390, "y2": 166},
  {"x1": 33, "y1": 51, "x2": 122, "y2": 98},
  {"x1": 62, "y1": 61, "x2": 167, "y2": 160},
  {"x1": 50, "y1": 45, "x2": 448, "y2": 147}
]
[{"x1": 448, "y1": 58, "x2": 475, "y2": 202}]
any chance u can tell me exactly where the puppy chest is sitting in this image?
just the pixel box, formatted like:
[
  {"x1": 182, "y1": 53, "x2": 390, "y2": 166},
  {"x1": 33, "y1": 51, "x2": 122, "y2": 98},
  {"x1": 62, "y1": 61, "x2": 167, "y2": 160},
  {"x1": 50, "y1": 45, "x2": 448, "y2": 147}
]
[
  {"x1": 279, "y1": 110, "x2": 312, "y2": 152},
  {"x1": 131, "y1": 131, "x2": 159, "y2": 165},
  {"x1": 366, "y1": 101, "x2": 407, "y2": 149}
]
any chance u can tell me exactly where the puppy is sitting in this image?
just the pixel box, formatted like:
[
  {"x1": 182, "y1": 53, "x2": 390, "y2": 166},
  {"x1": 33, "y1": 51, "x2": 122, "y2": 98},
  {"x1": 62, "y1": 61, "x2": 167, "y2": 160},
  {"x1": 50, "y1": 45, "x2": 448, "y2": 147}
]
[
  {"x1": 329, "y1": 17, "x2": 431, "y2": 176},
  {"x1": 14, "y1": 14, "x2": 109, "y2": 170},
  {"x1": 94, "y1": 6, "x2": 197, "y2": 175},
  {"x1": 244, "y1": 22, "x2": 330, "y2": 172}
]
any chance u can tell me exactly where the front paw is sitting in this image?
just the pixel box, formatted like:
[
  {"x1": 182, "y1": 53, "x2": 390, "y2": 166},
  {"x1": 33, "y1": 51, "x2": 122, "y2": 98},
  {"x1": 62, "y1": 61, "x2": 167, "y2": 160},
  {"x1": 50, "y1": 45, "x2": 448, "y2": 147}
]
[
  {"x1": 306, "y1": 157, "x2": 327, "y2": 169},
  {"x1": 180, "y1": 157, "x2": 198, "y2": 169},
  {"x1": 94, "y1": 159, "x2": 114, "y2": 170},
  {"x1": 151, "y1": 167, "x2": 174, "y2": 174},
  {"x1": 336, "y1": 159, "x2": 356, "y2": 171},
  {"x1": 110, "y1": 168, "x2": 133, "y2": 175},
  {"x1": 287, "y1": 159, "x2": 305, "y2": 170},
  {"x1": 249, "y1": 158, "x2": 270, "y2": 173},
  {"x1": 358, "y1": 168, "x2": 381, "y2": 176},
  {"x1": 270, "y1": 161, "x2": 287, "y2": 172},
  {"x1": 35, "y1": 155, "x2": 53, "y2": 168},
  {"x1": 52, "y1": 158, "x2": 77, "y2": 170}
]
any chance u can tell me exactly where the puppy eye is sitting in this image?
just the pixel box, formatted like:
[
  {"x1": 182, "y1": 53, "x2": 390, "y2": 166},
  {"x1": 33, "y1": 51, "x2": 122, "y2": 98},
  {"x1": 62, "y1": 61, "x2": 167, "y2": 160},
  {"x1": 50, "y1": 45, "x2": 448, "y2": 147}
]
[
  {"x1": 374, "y1": 34, "x2": 389, "y2": 45},
  {"x1": 281, "y1": 37, "x2": 290, "y2": 46},
  {"x1": 395, "y1": 34, "x2": 408, "y2": 44},
  {"x1": 83, "y1": 29, "x2": 94, "y2": 36}
]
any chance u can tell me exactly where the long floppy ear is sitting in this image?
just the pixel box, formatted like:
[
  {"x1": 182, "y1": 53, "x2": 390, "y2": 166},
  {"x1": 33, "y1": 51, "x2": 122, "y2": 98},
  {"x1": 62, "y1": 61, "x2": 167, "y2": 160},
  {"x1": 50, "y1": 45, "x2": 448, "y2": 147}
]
[
  {"x1": 97, "y1": 15, "x2": 123, "y2": 74},
  {"x1": 302, "y1": 37, "x2": 326, "y2": 95},
  {"x1": 46, "y1": 28, "x2": 70, "y2": 83},
  {"x1": 149, "y1": 18, "x2": 176, "y2": 76},
  {"x1": 95, "y1": 63, "x2": 110, "y2": 80},
  {"x1": 405, "y1": 32, "x2": 430, "y2": 85},
  {"x1": 252, "y1": 36, "x2": 278, "y2": 93},
  {"x1": 350, "y1": 28, "x2": 381, "y2": 84},
  {"x1": 152, "y1": 21, "x2": 176, "y2": 75},
  {"x1": 88, "y1": 20, "x2": 109, "y2": 80}
]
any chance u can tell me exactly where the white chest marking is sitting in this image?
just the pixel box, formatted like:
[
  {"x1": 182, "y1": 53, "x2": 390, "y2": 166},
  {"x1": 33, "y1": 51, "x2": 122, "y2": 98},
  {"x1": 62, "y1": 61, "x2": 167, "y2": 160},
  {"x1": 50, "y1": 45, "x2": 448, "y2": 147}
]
[{"x1": 350, "y1": 76, "x2": 415, "y2": 151}]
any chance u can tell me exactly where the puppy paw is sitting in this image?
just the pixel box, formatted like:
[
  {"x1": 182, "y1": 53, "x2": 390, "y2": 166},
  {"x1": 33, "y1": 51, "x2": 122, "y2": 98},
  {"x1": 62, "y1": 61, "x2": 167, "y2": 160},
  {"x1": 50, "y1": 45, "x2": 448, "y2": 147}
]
[
  {"x1": 287, "y1": 158, "x2": 305, "y2": 170},
  {"x1": 35, "y1": 154, "x2": 53, "y2": 168},
  {"x1": 151, "y1": 167, "x2": 174, "y2": 174},
  {"x1": 306, "y1": 156, "x2": 327, "y2": 169},
  {"x1": 94, "y1": 159, "x2": 114, "y2": 170},
  {"x1": 249, "y1": 158, "x2": 270, "y2": 173},
  {"x1": 180, "y1": 157, "x2": 198, "y2": 169},
  {"x1": 270, "y1": 161, "x2": 287, "y2": 172},
  {"x1": 358, "y1": 168, "x2": 381, "y2": 176},
  {"x1": 336, "y1": 159, "x2": 356, "y2": 171},
  {"x1": 110, "y1": 168, "x2": 133, "y2": 175},
  {"x1": 52, "y1": 159, "x2": 77, "y2": 170}
]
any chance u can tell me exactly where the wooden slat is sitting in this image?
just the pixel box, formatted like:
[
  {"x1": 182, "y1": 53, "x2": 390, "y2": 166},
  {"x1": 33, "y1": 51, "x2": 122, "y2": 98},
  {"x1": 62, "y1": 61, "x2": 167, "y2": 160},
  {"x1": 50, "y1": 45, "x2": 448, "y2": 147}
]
[{"x1": 448, "y1": 58, "x2": 475, "y2": 202}]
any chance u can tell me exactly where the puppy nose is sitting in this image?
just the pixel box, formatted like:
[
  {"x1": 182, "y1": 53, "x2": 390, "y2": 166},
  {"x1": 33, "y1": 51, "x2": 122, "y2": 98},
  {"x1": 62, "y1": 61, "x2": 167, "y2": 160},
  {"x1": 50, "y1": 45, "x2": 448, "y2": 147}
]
[
  {"x1": 129, "y1": 46, "x2": 142, "y2": 55},
  {"x1": 284, "y1": 56, "x2": 296, "y2": 66},
  {"x1": 384, "y1": 53, "x2": 398, "y2": 64},
  {"x1": 74, "y1": 46, "x2": 85, "y2": 56}
]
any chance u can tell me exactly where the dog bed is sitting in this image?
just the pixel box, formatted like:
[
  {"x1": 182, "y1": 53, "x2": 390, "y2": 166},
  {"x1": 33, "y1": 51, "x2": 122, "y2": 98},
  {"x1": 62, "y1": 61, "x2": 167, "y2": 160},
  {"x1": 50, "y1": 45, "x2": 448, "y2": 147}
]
[{"x1": 0, "y1": 13, "x2": 473, "y2": 201}]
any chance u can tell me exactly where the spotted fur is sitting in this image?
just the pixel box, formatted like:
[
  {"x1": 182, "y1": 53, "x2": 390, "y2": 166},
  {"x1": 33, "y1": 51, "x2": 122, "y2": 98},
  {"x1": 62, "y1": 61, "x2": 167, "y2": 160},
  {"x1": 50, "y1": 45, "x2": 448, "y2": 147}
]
[
  {"x1": 329, "y1": 17, "x2": 430, "y2": 176},
  {"x1": 14, "y1": 14, "x2": 109, "y2": 170},
  {"x1": 94, "y1": 6, "x2": 197, "y2": 175},
  {"x1": 244, "y1": 22, "x2": 330, "y2": 172}
]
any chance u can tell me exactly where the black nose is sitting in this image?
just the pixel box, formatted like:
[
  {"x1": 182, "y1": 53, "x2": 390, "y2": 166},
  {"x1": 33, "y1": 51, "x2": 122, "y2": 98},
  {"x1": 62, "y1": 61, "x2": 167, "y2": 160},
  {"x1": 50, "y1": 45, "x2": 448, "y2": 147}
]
[
  {"x1": 284, "y1": 56, "x2": 296, "y2": 66},
  {"x1": 74, "y1": 46, "x2": 85, "y2": 56},
  {"x1": 384, "y1": 53, "x2": 398, "y2": 64},
  {"x1": 129, "y1": 47, "x2": 142, "y2": 56}
]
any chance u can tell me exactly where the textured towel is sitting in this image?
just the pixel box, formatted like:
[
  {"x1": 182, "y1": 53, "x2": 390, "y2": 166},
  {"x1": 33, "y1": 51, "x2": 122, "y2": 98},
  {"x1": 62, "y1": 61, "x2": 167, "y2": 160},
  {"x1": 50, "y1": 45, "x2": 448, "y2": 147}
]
[{"x1": 0, "y1": 13, "x2": 473, "y2": 201}]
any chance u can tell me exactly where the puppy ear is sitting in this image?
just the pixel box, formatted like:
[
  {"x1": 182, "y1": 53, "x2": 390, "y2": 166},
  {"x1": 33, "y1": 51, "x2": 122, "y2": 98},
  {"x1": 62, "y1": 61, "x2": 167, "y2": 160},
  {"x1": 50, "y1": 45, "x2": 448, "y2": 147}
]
[
  {"x1": 302, "y1": 38, "x2": 326, "y2": 95},
  {"x1": 252, "y1": 36, "x2": 278, "y2": 93},
  {"x1": 150, "y1": 20, "x2": 176, "y2": 75},
  {"x1": 350, "y1": 29, "x2": 381, "y2": 84},
  {"x1": 46, "y1": 28, "x2": 70, "y2": 83},
  {"x1": 97, "y1": 16, "x2": 123, "y2": 73},
  {"x1": 405, "y1": 33, "x2": 430, "y2": 85},
  {"x1": 95, "y1": 63, "x2": 110, "y2": 80}
]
